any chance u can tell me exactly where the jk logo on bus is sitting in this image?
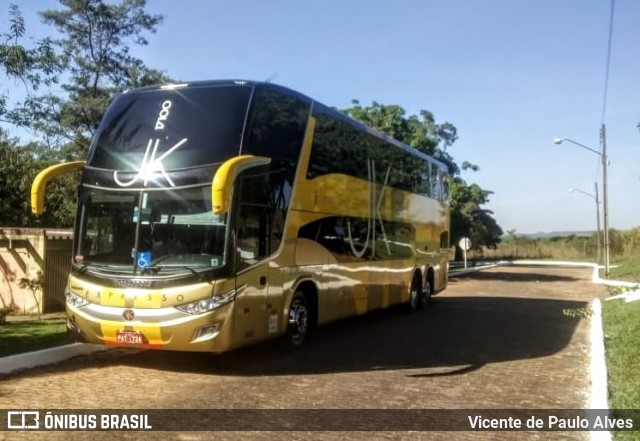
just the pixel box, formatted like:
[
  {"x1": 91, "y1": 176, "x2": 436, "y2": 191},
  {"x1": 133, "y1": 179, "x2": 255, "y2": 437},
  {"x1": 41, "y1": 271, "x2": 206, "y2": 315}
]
[{"x1": 113, "y1": 138, "x2": 188, "y2": 187}]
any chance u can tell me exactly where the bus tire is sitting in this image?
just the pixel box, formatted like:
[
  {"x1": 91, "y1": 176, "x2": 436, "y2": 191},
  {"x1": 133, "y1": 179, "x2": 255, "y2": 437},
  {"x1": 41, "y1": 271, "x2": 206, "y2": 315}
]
[
  {"x1": 407, "y1": 273, "x2": 422, "y2": 312},
  {"x1": 286, "y1": 291, "x2": 309, "y2": 348},
  {"x1": 420, "y1": 277, "x2": 432, "y2": 309}
]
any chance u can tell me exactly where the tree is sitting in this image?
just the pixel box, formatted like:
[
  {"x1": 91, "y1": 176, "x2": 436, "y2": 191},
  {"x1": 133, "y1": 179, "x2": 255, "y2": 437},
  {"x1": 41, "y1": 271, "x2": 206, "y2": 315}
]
[
  {"x1": 342, "y1": 101, "x2": 503, "y2": 254},
  {"x1": 5, "y1": 0, "x2": 170, "y2": 157},
  {"x1": 449, "y1": 177, "x2": 503, "y2": 259},
  {"x1": 0, "y1": 4, "x2": 62, "y2": 124},
  {"x1": 0, "y1": 132, "x2": 35, "y2": 226},
  {"x1": 0, "y1": 130, "x2": 77, "y2": 227},
  {"x1": 0, "y1": 1, "x2": 170, "y2": 227},
  {"x1": 41, "y1": 0, "x2": 168, "y2": 155}
]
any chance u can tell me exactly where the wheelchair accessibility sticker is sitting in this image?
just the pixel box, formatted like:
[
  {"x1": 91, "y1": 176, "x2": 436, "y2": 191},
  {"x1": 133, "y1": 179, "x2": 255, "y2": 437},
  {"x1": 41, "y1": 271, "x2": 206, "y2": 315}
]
[{"x1": 137, "y1": 252, "x2": 152, "y2": 268}]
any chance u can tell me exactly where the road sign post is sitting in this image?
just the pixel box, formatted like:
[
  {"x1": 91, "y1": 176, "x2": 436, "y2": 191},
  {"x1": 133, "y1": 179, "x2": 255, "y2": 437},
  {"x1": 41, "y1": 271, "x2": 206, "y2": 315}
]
[{"x1": 459, "y1": 237, "x2": 472, "y2": 269}]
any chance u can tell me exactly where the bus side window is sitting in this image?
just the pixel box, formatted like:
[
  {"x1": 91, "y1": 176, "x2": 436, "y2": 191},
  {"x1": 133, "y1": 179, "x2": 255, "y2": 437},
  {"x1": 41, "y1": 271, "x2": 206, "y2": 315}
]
[
  {"x1": 235, "y1": 167, "x2": 275, "y2": 271},
  {"x1": 236, "y1": 205, "x2": 264, "y2": 268},
  {"x1": 440, "y1": 231, "x2": 450, "y2": 248}
]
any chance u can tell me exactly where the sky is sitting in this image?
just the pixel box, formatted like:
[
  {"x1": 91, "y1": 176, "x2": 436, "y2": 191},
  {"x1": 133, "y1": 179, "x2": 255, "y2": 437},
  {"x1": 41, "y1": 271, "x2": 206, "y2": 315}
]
[{"x1": 3, "y1": 0, "x2": 640, "y2": 235}]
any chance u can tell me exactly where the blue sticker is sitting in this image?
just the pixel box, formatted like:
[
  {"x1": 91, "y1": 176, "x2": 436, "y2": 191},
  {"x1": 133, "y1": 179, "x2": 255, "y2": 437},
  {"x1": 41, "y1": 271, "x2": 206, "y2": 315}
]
[{"x1": 137, "y1": 252, "x2": 152, "y2": 268}]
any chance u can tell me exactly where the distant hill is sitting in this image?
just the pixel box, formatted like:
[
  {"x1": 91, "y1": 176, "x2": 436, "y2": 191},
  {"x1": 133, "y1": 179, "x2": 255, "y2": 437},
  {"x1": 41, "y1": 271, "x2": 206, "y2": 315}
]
[{"x1": 520, "y1": 231, "x2": 595, "y2": 239}]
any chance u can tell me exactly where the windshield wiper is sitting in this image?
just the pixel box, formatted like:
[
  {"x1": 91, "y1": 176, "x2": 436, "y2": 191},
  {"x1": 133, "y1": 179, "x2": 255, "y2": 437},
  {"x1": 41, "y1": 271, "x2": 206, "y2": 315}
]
[
  {"x1": 75, "y1": 262, "x2": 123, "y2": 275},
  {"x1": 140, "y1": 265, "x2": 204, "y2": 280}
]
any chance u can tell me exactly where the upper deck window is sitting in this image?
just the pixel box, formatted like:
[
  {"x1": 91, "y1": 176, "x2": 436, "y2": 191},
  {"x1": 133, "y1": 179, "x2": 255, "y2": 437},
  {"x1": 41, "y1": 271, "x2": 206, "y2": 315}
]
[
  {"x1": 307, "y1": 106, "x2": 449, "y2": 200},
  {"x1": 87, "y1": 84, "x2": 253, "y2": 171}
]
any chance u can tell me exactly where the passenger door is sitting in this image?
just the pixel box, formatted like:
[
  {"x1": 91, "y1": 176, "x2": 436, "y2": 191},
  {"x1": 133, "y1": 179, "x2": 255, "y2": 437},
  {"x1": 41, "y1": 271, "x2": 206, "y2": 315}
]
[{"x1": 232, "y1": 167, "x2": 281, "y2": 345}]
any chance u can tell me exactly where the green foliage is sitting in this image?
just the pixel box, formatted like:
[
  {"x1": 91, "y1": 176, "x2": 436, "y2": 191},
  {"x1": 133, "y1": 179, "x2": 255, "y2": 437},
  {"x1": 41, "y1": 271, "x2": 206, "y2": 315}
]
[
  {"x1": 449, "y1": 177, "x2": 503, "y2": 258},
  {"x1": 0, "y1": 4, "x2": 63, "y2": 121},
  {"x1": 2, "y1": 0, "x2": 170, "y2": 155},
  {"x1": 0, "y1": 316, "x2": 73, "y2": 357},
  {"x1": 0, "y1": 132, "x2": 78, "y2": 226},
  {"x1": 36, "y1": 0, "x2": 169, "y2": 154},
  {"x1": 493, "y1": 228, "x2": 640, "y2": 273},
  {"x1": 0, "y1": 4, "x2": 62, "y2": 90},
  {"x1": 602, "y1": 299, "x2": 640, "y2": 416},
  {"x1": 561, "y1": 307, "x2": 593, "y2": 319},
  {"x1": 493, "y1": 232, "x2": 593, "y2": 261},
  {"x1": 0, "y1": 0, "x2": 170, "y2": 227}
]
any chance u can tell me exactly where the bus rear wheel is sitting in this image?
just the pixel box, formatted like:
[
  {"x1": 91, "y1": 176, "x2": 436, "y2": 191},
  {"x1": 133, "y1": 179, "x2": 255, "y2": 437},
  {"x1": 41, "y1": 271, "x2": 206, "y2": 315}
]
[
  {"x1": 286, "y1": 291, "x2": 309, "y2": 348},
  {"x1": 407, "y1": 273, "x2": 423, "y2": 312},
  {"x1": 421, "y1": 278, "x2": 432, "y2": 308}
]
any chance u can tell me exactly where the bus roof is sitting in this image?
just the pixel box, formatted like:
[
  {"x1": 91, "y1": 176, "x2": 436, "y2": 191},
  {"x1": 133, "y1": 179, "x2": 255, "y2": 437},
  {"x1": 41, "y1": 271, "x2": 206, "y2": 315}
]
[{"x1": 123, "y1": 79, "x2": 449, "y2": 173}]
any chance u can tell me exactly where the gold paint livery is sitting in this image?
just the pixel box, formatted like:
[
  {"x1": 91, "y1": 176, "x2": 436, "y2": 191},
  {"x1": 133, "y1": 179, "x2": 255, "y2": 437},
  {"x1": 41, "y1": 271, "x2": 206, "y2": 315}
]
[
  {"x1": 66, "y1": 276, "x2": 240, "y2": 352},
  {"x1": 35, "y1": 81, "x2": 451, "y2": 353}
]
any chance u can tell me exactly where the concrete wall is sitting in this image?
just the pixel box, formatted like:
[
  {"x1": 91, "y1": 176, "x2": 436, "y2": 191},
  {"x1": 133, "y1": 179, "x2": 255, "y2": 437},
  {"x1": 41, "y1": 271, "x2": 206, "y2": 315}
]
[{"x1": 0, "y1": 228, "x2": 72, "y2": 315}]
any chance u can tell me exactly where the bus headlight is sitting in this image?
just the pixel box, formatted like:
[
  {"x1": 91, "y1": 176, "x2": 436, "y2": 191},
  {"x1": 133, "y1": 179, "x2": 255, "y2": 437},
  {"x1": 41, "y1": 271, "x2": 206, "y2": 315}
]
[
  {"x1": 176, "y1": 289, "x2": 236, "y2": 315},
  {"x1": 66, "y1": 290, "x2": 89, "y2": 308}
]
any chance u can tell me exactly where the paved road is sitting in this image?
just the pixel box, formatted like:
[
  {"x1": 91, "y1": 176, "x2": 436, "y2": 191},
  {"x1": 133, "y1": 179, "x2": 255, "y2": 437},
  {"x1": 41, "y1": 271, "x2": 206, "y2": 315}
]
[{"x1": 0, "y1": 265, "x2": 604, "y2": 440}]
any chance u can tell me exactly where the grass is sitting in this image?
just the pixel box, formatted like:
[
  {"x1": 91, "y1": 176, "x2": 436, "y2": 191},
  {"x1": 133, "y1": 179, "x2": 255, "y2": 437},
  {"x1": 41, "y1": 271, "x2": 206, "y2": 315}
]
[
  {"x1": 0, "y1": 316, "x2": 75, "y2": 358},
  {"x1": 598, "y1": 254, "x2": 640, "y2": 441},
  {"x1": 602, "y1": 299, "x2": 640, "y2": 407},
  {"x1": 609, "y1": 254, "x2": 640, "y2": 284},
  {"x1": 602, "y1": 299, "x2": 640, "y2": 440}
]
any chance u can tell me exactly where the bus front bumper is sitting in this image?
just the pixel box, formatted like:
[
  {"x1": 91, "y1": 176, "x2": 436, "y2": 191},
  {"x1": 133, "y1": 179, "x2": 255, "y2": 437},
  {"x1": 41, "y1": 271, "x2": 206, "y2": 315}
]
[{"x1": 66, "y1": 302, "x2": 235, "y2": 353}]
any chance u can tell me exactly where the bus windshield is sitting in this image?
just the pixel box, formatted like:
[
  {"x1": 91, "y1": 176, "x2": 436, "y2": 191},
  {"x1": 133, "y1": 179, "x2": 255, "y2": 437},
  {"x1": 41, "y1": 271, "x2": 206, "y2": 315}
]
[
  {"x1": 74, "y1": 185, "x2": 228, "y2": 276},
  {"x1": 87, "y1": 83, "x2": 252, "y2": 171}
]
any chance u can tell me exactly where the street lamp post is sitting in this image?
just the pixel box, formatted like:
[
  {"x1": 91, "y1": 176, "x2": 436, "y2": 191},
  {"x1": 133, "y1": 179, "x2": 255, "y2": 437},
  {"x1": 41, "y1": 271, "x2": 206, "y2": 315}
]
[
  {"x1": 554, "y1": 123, "x2": 610, "y2": 278},
  {"x1": 569, "y1": 183, "x2": 602, "y2": 264}
]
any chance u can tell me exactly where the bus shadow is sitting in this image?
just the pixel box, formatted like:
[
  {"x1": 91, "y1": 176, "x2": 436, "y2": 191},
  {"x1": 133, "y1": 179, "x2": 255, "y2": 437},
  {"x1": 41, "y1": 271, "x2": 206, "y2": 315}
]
[
  {"x1": 112, "y1": 295, "x2": 588, "y2": 377},
  {"x1": 452, "y1": 270, "x2": 578, "y2": 283}
]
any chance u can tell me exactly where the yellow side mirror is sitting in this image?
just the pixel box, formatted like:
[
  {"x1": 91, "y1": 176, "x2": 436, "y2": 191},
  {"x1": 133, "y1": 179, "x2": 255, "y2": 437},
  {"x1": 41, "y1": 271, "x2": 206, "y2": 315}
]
[
  {"x1": 211, "y1": 155, "x2": 270, "y2": 214},
  {"x1": 31, "y1": 161, "x2": 85, "y2": 215}
]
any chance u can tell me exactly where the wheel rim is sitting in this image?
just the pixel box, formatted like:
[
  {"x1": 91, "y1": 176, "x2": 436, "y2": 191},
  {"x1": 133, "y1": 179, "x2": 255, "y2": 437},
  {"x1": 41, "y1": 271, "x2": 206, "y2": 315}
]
[
  {"x1": 288, "y1": 298, "x2": 308, "y2": 345},
  {"x1": 409, "y1": 284, "x2": 420, "y2": 310},
  {"x1": 421, "y1": 281, "x2": 431, "y2": 308}
]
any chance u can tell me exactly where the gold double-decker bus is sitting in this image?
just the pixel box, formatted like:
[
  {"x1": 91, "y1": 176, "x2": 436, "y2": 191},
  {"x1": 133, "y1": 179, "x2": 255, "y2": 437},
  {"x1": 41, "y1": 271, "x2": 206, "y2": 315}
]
[{"x1": 31, "y1": 80, "x2": 451, "y2": 352}]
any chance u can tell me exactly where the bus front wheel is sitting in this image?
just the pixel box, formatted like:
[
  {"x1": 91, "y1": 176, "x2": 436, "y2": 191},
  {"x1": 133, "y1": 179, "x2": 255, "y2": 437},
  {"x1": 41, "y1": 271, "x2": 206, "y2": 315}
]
[{"x1": 286, "y1": 291, "x2": 309, "y2": 348}]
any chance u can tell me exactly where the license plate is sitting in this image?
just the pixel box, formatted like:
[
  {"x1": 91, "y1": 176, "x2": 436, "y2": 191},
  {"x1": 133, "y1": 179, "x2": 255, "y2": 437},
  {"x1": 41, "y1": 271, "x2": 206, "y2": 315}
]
[{"x1": 116, "y1": 331, "x2": 145, "y2": 345}]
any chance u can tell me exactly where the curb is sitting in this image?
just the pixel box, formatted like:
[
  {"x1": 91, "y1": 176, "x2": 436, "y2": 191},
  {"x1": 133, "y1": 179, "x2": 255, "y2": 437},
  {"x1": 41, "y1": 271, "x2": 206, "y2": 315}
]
[
  {"x1": 0, "y1": 343, "x2": 110, "y2": 375},
  {"x1": 453, "y1": 259, "x2": 640, "y2": 302},
  {"x1": 448, "y1": 263, "x2": 499, "y2": 277},
  {"x1": 589, "y1": 299, "x2": 612, "y2": 441}
]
